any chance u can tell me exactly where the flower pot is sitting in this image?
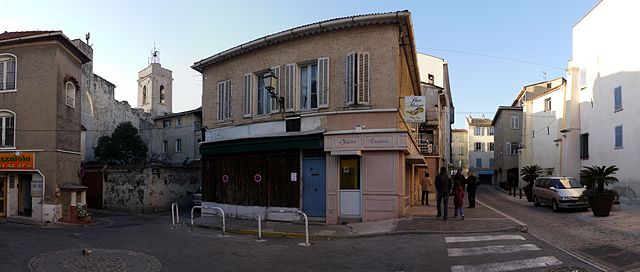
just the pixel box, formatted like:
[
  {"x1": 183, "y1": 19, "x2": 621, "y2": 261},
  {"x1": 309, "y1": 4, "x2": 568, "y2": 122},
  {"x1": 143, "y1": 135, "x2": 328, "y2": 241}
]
[
  {"x1": 589, "y1": 194, "x2": 615, "y2": 217},
  {"x1": 523, "y1": 186, "x2": 533, "y2": 202}
]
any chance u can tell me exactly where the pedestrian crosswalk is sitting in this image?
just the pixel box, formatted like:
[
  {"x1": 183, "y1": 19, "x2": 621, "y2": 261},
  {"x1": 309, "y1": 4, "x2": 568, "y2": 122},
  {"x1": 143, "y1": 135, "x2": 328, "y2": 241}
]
[{"x1": 445, "y1": 234, "x2": 563, "y2": 272}]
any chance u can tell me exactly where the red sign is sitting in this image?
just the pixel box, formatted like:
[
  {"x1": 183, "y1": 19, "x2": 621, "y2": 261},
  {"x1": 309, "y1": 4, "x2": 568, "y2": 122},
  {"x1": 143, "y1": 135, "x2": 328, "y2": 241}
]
[
  {"x1": 254, "y1": 174, "x2": 262, "y2": 183},
  {"x1": 0, "y1": 153, "x2": 35, "y2": 170}
]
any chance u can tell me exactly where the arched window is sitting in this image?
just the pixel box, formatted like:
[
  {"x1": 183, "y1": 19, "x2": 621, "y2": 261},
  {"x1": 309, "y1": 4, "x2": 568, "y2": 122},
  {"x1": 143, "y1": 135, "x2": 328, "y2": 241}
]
[
  {"x1": 159, "y1": 85, "x2": 166, "y2": 104},
  {"x1": 142, "y1": 85, "x2": 147, "y2": 104},
  {"x1": 0, "y1": 111, "x2": 15, "y2": 147},
  {"x1": 65, "y1": 82, "x2": 76, "y2": 108},
  {"x1": 0, "y1": 54, "x2": 17, "y2": 91}
]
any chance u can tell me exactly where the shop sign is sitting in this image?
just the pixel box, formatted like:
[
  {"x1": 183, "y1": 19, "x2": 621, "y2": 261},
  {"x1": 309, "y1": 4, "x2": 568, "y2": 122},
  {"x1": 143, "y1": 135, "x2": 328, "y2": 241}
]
[
  {"x1": 365, "y1": 136, "x2": 393, "y2": 147},
  {"x1": 31, "y1": 181, "x2": 43, "y2": 197},
  {"x1": 404, "y1": 96, "x2": 426, "y2": 123},
  {"x1": 336, "y1": 136, "x2": 359, "y2": 147},
  {"x1": 0, "y1": 153, "x2": 35, "y2": 170}
]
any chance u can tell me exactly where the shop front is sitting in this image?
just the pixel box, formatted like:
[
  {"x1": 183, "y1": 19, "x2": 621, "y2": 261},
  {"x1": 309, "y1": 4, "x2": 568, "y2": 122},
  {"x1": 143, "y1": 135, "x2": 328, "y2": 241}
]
[
  {"x1": 324, "y1": 132, "x2": 425, "y2": 224},
  {"x1": 0, "y1": 152, "x2": 45, "y2": 222}
]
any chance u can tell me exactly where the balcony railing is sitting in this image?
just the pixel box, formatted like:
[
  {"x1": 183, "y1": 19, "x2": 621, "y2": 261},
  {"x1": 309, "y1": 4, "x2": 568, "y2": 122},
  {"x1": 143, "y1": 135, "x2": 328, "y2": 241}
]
[{"x1": 418, "y1": 140, "x2": 438, "y2": 155}]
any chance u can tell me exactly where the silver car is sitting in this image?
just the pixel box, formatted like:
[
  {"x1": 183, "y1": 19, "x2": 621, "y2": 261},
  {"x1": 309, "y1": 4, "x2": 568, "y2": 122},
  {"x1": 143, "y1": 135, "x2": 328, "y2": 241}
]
[{"x1": 532, "y1": 177, "x2": 589, "y2": 212}]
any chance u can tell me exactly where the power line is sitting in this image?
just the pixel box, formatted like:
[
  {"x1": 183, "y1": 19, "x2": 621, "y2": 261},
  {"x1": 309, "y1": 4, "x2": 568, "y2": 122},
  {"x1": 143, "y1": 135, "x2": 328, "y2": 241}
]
[{"x1": 418, "y1": 47, "x2": 565, "y2": 71}]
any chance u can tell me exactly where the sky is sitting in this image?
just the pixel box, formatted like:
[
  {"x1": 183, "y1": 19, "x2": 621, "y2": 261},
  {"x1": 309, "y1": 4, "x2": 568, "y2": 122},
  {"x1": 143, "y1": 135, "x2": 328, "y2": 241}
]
[{"x1": 2, "y1": 0, "x2": 599, "y2": 128}]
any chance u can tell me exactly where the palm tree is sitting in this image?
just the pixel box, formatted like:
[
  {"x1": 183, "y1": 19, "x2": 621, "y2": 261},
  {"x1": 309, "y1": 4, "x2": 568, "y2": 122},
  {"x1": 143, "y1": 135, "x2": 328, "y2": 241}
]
[
  {"x1": 520, "y1": 165, "x2": 543, "y2": 186},
  {"x1": 580, "y1": 165, "x2": 619, "y2": 193}
]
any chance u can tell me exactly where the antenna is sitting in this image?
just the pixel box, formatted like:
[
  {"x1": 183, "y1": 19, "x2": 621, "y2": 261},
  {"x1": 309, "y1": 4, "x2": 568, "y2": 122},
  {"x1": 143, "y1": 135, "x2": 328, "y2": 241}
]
[
  {"x1": 541, "y1": 69, "x2": 547, "y2": 80},
  {"x1": 149, "y1": 43, "x2": 160, "y2": 65}
]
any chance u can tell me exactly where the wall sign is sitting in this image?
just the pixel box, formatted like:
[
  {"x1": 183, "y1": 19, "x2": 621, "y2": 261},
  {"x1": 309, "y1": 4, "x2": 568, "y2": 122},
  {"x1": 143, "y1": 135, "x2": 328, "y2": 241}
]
[
  {"x1": 290, "y1": 172, "x2": 297, "y2": 182},
  {"x1": 404, "y1": 96, "x2": 426, "y2": 123},
  {"x1": 254, "y1": 174, "x2": 262, "y2": 183},
  {"x1": 222, "y1": 175, "x2": 229, "y2": 183},
  {"x1": 31, "y1": 181, "x2": 43, "y2": 197},
  {"x1": 0, "y1": 153, "x2": 35, "y2": 170}
]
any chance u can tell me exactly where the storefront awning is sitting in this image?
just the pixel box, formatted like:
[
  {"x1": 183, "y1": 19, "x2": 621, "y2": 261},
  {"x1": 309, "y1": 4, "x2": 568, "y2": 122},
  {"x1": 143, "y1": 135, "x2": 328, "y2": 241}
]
[
  {"x1": 200, "y1": 134, "x2": 323, "y2": 156},
  {"x1": 477, "y1": 170, "x2": 495, "y2": 175},
  {"x1": 405, "y1": 154, "x2": 426, "y2": 164}
]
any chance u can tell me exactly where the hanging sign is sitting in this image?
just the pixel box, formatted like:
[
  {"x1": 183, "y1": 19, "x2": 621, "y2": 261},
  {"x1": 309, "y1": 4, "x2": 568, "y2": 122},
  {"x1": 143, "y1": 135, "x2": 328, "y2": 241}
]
[
  {"x1": 0, "y1": 153, "x2": 35, "y2": 170},
  {"x1": 254, "y1": 174, "x2": 262, "y2": 183},
  {"x1": 404, "y1": 96, "x2": 426, "y2": 123}
]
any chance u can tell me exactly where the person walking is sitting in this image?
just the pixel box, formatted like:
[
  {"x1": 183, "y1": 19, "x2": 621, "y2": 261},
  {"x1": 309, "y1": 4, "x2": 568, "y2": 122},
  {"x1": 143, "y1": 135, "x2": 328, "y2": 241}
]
[
  {"x1": 451, "y1": 181, "x2": 465, "y2": 220},
  {"x1": 435, "y1": 166, "x2": 452, "y2": 220},
  {"x1": 466, "y1": 171, "x2": 478, "y2": 208},
  {"x1": 420, "y1": 172, "x2": 433, "y2": 205}
]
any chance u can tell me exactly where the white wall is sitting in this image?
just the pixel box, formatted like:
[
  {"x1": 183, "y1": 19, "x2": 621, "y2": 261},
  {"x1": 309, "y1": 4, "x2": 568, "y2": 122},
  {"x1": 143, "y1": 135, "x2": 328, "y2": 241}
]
[{"x1": 572, "y1": 0, "x2": 640, "y2": 199}]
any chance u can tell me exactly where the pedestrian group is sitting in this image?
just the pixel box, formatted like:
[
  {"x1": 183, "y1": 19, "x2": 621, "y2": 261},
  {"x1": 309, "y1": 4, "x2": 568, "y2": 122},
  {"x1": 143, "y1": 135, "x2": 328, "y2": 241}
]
[{"x1": 428, "y1": 167, "x2": 479, "y2": 220}]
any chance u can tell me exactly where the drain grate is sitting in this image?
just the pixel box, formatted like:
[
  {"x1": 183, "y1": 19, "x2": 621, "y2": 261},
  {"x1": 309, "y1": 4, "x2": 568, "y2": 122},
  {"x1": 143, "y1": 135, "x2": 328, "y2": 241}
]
[
  {"x1": 545, "y1": 265, "x2": 590, "y2": 272},
  {"x1": 580, "y1": 245, "x2": 640, "y2": 270}
]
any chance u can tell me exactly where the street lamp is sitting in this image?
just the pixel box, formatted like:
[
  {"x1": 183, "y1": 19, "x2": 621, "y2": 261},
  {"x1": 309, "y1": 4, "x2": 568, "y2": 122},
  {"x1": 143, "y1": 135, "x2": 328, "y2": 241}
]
[{"x1": 262, "y1": 69, "x2": 285, "y2": 115}]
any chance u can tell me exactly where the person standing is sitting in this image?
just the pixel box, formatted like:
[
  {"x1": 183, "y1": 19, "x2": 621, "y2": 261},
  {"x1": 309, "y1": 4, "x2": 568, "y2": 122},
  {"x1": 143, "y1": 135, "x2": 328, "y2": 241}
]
[
  {"x1": 435, "y1": 166, "x2": 452, "y2": 220},
  {"x1": 466, "y1": 171, "x2": 478, "y2": 208},
  {"x1": 420, "y1": 172, "x2": 433, "y2": 205},
  {"x1": 451, "y1": 181, "x2": 465, "y2": 220}
]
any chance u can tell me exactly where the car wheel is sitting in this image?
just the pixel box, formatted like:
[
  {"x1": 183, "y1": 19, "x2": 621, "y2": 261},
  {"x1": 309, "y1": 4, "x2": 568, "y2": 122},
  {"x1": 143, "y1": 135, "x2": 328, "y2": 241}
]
[
  {"x1": 551, "y1": 199, "x2": 560, "y2": 212},
  {"x1": 533, "y1": 196, "x2": 541, "y2": 207}
]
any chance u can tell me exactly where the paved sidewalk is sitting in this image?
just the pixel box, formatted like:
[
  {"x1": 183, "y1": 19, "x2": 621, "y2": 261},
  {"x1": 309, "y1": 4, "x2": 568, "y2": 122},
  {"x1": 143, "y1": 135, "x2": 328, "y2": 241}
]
[{"x1": 190, "y1": 196, "x2": 527, "y2": 239}]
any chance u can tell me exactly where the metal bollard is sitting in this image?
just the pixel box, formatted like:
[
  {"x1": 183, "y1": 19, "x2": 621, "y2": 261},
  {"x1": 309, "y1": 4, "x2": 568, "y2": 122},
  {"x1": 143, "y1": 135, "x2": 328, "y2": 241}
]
[
  {"x1": 296, "y1": 211, "x2": 310, "y2": 247},
  {"x1": 171, "y1": 203, "x2": 179, "y2": 229},
  {"x1": 257, "y1": 210, "x2": 266, "y2": 242},
  {"x1": 191, "y1": 205, "x2": 227, "y2": 236}
]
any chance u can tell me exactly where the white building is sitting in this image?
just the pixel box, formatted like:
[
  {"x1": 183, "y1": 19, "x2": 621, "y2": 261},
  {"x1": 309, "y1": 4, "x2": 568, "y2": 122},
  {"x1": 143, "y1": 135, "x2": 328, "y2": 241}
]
[
  {"x1": 569, "y1": 0, "x2": 640, "y2": 200},
  {"x1": 465, "y1": 116, "x2": 494, "y2": 182}
]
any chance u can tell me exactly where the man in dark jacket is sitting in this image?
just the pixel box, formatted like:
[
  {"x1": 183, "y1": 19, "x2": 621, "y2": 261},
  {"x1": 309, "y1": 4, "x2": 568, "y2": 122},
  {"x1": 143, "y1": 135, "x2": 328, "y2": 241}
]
[
  {"x1": 466, "y1": 171, "x2": 478, "y2": 208},
  {"x1": 435, "y1": 166, "x2": 452, "y2": 220}
]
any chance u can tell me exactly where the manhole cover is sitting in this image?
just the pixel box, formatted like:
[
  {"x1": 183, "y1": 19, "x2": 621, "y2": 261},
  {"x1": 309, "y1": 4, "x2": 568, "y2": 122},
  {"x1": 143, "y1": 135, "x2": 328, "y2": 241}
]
[
  {"x1": 580, "y1": 245, "x2": 640, "y2": 270},
  {"x1": 546, "y1": 265, "x2": 590, "y2": 272},
  {"x1": 28, "y1": 248, "x2": 161, "y2": 272}
]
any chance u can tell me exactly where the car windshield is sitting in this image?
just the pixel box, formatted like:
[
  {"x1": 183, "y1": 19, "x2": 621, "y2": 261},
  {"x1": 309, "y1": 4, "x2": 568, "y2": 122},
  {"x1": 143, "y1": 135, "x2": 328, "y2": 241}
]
[{"x1": 555, "y1": 178, "x2": 582, "y2": 189}]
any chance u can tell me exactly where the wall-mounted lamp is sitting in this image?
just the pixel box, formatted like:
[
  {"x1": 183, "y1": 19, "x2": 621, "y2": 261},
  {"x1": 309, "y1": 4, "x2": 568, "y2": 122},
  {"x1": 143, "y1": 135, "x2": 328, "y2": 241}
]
[{"x1": 263, "y1": 69, "x2": 285, "y2": 117}]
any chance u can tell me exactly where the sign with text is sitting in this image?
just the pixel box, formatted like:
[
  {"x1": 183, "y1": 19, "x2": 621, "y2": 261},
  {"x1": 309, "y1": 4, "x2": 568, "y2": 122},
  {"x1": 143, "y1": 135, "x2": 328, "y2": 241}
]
[
  {"x1": 404, "y1": 96, "x2": 426, "y2": 123},
  {"x1": 0, "y1": 153, "x2": 35, "y2": 170}
]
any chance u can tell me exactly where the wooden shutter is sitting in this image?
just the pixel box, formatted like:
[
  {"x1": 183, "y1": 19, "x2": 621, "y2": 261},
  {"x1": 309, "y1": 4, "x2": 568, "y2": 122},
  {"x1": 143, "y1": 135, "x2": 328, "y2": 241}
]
[
  {"x1": 243, "y1": 74, "x2": 252, "y2": 117},
  {"x1": 284, "y1": 63, "x2": 296, "y2": 111},
  {"x1": 217, "y1": 81, "x2": 224, "y2": 120},
  {"x1": 318, "y1": 58, "x2": 329, "y2": 108},
  {"x1": 345, "y1": 52, "x2": 355, "y2": 105},
  {"x1": 357, "y1": 52, "x2": 370, "y2": 104},
  {"x1": 270, "y1": 66, "x2": 281, "y2": 113}
]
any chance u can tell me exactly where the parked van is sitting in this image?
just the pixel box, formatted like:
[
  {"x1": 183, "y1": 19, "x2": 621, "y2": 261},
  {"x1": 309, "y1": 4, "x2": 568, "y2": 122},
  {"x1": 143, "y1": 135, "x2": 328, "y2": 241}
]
[{"x1": 532, "y1": 177, "x2": 589, "y2": 212}]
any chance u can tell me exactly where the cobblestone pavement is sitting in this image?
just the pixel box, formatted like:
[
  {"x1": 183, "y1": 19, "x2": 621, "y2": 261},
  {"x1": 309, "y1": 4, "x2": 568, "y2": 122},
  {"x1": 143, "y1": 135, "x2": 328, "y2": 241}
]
[
  {"x1": 28, "y1": 248, "x2": 161, "y2": 272},
  {"x1": 478, "y1": 186, "x2": 640, "y2": 271}
]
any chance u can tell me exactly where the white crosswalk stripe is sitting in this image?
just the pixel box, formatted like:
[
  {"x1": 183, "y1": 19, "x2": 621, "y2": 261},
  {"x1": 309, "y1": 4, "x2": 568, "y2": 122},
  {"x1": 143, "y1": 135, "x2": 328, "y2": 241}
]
[
  {"x1": 450, "y1": 256, "x2": 562, "y2": 272},
  {"x1": 445, "y1": 234, "x2": 526, "y2": 243},
  {"x1": 447, "y1": 244, "x2": 540, "y2": 257},
  {"x1": 445, "y1": 235, "x2": 563, "y2": 272}
]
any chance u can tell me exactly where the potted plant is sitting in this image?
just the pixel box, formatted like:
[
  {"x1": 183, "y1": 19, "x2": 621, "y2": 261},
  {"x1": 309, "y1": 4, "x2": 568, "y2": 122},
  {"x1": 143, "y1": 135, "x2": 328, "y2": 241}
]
[
  {"x1": 520, "y1": 165, "x2": 543, "y2": 202},
  {"x1": 580, "y1": 165, "x2": 619, "y2": 217}
]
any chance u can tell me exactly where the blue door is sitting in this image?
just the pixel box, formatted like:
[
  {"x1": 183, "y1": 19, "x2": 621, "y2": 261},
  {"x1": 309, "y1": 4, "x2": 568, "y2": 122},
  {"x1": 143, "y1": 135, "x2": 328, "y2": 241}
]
[{"x1": 303, "y1": 158, "x2": 326, "y2": 217}]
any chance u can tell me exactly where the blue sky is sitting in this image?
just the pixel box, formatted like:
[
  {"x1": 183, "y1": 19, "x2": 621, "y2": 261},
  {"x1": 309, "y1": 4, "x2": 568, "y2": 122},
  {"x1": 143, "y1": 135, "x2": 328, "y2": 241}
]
[{"x1": 3, "y1": 0, "x2": 599, "y2": 128}]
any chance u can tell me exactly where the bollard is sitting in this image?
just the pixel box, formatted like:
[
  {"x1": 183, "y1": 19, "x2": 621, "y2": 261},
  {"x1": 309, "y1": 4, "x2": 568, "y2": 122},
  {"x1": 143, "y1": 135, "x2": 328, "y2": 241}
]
[{"x1": 519, "y1": 188, "x2": 523, "y2": 199}]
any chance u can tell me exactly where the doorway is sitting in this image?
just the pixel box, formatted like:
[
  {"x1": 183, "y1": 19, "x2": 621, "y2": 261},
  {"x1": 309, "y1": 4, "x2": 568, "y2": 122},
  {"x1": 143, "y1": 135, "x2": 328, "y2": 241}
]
[
  {"x1": 18, "y1": 175, "x2": 31, "y2": 217},
  {"x1": 339, "y1": 156, "x2": 361, "y2": 217},
  {"x1": 0, "y1": 175, "x2": 6, "y2": 217},
  {"x1": 302, "y1": 158, "x2": 326, "y2": 217}
]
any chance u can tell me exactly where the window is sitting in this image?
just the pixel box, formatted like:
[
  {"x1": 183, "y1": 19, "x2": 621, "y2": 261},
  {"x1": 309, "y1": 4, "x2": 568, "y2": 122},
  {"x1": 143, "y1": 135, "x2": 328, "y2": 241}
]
[
  {"x1": 142, "y1": 86, "x2": 147, "y2": 104},
  {"x1": 162, "y1": 140, "x2": 168, "y2": 153},
  {"x1": 510, "y1": 116, "x2": 520, "y2": 129},
  {"x1": 299, "y1": 63, "x2": 318, "y2": 110},
  {"x1": 474, "y1": 127, "x2": 482, "y2": 136},
  {"x1": 489, "y1": 158, "x2": 495, "y2": 168},
  {"x1": 615, "y1": 125, "x2": 623, "y2": 149},
  {"x1": 0, "y1": 54, "x2": 16, "y2": 91},
  {"x1": 345, "y1": 52, "x2": 370, "y2": 105},
  {"x1": 507, "y1": 142, "x2": 519, "y2": 155},
  {"x1": 476, "y1": 158, "x2": 482, "y2": 168},
  {"x1": 256, "y1": 72, "x2": 270, "y2": 115},
  {"x1": 544, "y1": 98, "x2": 551, "y2": 111},
  {"x1": 176, "y1": 118, "x2": 182, "y2": 126},
  {"x1": 458, "y1": 146, "x2": 463, "y2": 155},
  {"x1": 614, "y1": 86, "x2": 622, "y2": 111},
  {"x1": 65, "y1": 82, "x2": 76, "y2": 108},
  {"x1": 175, "y1": 139, "x2": 182, "y2": 152},
  {"x1": 163, "y1": 120, "x2": 170, "y2": 128},
  {"x1": 160, "y1": 85, "x2": 166, "y2": 104},
  {"x1": 474, "y1": 142, "x2": 482, "y2": 151},
  {"x1": 488, "y1": 126, "x2": 494, "y2": 136},
  {"x1": 0, "y1": 111, "x2": 15, "y2": 147},
  {"x1": 580, "y1": 133, "x2": 589, "y2": 159},
  {"x1": 428, "y1": 74, "x2": 434, "y2": 85},
  {"x1": 217, "y1": 80, "x2": 231, "y2": 121},
  {"x1": 340, "y1": 156, "x2": 360, "y2": 190},
  {"x1": 489, "y1": 142, "x2": 494, "y2": 151}
]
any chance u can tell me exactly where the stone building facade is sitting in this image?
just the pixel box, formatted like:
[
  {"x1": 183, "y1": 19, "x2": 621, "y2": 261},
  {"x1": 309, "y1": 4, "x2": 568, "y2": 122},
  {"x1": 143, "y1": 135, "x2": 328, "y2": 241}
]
[
  {"x1": 0, "y1": 31, "x2": 90, "y2": 222},
  {"x1": 193, "y1": 11, "x2": 425, "y2": 223},
  {"x1": 466, "y1": 116, "x2": 495, "y2": 183},
  {"x1": 451, "y1": 129, "x2": 468, "y2": 175},
  {"x1": 491, "y1": 106, "x2": 522, "y2": 189}
]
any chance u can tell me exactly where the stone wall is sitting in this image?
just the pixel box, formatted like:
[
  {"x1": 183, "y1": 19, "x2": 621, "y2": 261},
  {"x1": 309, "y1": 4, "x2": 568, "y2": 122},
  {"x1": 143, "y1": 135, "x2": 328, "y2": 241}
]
[{"x1": 103, "y1": 165, "x2": 201, "y2": 213}]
